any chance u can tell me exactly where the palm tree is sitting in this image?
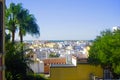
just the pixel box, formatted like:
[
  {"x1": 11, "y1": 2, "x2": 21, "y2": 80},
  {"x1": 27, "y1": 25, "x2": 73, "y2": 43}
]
[
  {"x1": 6, "y1": 3, "x2": 40, "y2": 43},
  {"x1": 6, "y1": 3, "x2": 22, "y2": 43},
  {"x1": 17, "y1": 8, "x2": 40, "y2": 43}
]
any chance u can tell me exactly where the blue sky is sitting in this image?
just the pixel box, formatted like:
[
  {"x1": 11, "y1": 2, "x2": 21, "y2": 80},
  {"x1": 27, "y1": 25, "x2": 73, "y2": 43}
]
[{"x1": 6, "y1": 0, "x2": 120, "y2": 40}]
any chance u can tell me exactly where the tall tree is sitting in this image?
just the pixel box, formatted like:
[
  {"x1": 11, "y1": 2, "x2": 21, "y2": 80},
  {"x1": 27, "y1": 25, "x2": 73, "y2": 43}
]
[
  {"x1": 6, "y1": 3, "x2": 22, "y2": 43},
  {"x1": 88, "y1": 29, "x2": 120, "y2": 78},
  {"x1": 17, "y1": 8, "x2": 40, "y2": 43},
  {"x1": 6, "y1": 3, "x2": 40, "y2": 43}
]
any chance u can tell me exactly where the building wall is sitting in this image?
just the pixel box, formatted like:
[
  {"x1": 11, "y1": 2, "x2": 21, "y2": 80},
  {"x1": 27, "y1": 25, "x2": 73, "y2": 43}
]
[
  {"x1": 72, "y1": 56, "x2": 77, "y2": 66},
  {"x1": 29, "y1": 61, "x2": 44, "y2": 73},
  {"x1": 50, "y1": 64, "x2": 103, "y2": 80},
  {"x1": 43, "y1": 58, "x2": 66, "y2": 74},
  {"x1": 44, "y1": 64, "x2": 50, "y2": 74}
]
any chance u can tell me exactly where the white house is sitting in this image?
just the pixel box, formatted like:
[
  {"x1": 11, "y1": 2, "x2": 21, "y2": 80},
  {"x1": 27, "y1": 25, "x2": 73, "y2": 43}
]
[
  {"x1": 29, "y1": 59, "x2": 44, "y2": 73},
  {"x1": 28, "y1": 53, "x2": 44, "y2": 73}
]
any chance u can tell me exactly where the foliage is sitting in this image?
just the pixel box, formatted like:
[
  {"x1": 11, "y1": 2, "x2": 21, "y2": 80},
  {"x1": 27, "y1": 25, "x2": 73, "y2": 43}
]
[
  {"x1": 5, "y1": 2, "x2": 41, "y2": 80},
  {"x1": 49, "y1": 52, "x2": 60, "y2": 58},
  {"x1": 6, "y1": 2, "x2": 40, "y2": 43},
  {"x1": 5, "y1": 40, "x2": 48, "y2": 80},
  {"x1": 25, "y1": 74, "x2": 50, "y2": 80},
  {"x1": 5, "y1": 33, "x2": 11, "y2": 42},
  {"x1": 6, "y1": 3, "x2": 22, "y2": 43},
  {"x1": 17, "y1": 6, "x2": 40, "y2": 43},
  {"x1": 88, "y1": 29, "x2": 120, "y2": 78},
  {"x1": 5, "y1": 42, "x2": 28, "y2": 80},
  {"x1": 5, "y1": 42, "x2": 39, "y2": 80}
]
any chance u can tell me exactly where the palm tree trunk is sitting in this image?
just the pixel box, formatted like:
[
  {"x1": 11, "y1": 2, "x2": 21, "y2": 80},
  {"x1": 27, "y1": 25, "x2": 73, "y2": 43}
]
[
  {"x1": 19, "y1": 28, "x2": 24, "y2": 53},
  {"x1": 19, "y1": 28, "x2": 23, "y2": 43},
  {"x1": 12, "y1": 24, "x2": 15, "y2": 43},
  {"x1": 12, "y1": 31, "x2": 15, "y2": 43}
]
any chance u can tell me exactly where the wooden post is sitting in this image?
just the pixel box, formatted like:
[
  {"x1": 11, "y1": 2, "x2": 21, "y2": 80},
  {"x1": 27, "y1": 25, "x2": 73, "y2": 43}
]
[{"x1": 0, "y1": 0, "x2": 5, "y2": 80}]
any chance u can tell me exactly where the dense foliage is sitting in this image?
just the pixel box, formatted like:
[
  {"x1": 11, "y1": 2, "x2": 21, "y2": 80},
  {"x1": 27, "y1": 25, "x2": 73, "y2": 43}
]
[
  {"x1": 5, "y1": 42, "x2": 28, "y2": 80},
  {"x1": 5, "y1": 42, "x2": 49, "y2": 80},
  {"x1": 88, "y1": 29, "x2": 120, "y2": 78}
]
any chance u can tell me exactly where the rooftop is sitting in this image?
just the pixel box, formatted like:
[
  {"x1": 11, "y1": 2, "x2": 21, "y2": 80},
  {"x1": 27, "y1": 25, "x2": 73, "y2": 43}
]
[{"x1": 51, "y1": 64, "x2": 75, "y2": 68}]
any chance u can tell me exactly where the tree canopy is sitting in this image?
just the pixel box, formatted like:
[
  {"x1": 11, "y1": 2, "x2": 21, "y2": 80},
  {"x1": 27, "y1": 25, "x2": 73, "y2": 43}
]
[
  {"x1": 88, "y1": 29, "x2": 120, "y2": 78},
  {"x1": 6, "y1": 3, "x2": 40, "y2": 43}
]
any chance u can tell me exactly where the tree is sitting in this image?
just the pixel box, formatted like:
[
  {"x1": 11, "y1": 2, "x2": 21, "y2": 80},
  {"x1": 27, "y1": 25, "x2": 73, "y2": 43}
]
[
  {"x1": 17, "y1": 8, "x2": 40, "y2": 43},
  {"x1": 5, "y1": 3, "x2": 44, "y2": 80},
  {"x1": 49, "y1": 52, "x2": 60, "y2": 58},
  {"x1": 6, "y1": 3, "x2": 22, "y2": 43},
  {"x1": 6, "y1": 3, "x2": 40, "y2": 43},
  {"x1": 88, "y1": 29, "x2": 120, "y2": 78}
]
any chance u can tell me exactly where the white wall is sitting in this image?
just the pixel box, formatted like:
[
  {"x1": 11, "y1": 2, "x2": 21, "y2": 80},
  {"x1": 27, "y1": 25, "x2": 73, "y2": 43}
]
[
  {"x1": 29, "y1": 61, "x2": 44, "y2": 73},
  {"x1": 72, "y1": 56, "x2": 77, "y2": 66}
]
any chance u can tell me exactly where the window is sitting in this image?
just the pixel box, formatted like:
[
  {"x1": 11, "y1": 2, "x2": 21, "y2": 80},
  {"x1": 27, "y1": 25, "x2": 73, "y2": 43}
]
[{"x1": 104, "y1": 69, "x2": 112, "y2": 79}]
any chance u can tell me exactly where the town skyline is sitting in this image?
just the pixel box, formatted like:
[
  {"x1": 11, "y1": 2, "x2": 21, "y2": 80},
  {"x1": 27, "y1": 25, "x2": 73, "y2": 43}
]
[{"x1": 6, "y1": 0, "x2": 120, "y2": 40}]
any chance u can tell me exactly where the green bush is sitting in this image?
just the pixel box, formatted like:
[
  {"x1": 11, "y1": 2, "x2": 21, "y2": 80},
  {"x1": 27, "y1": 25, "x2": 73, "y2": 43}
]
[{"x1": 25, "y1": 74, "x2": 49, "y2": 80}]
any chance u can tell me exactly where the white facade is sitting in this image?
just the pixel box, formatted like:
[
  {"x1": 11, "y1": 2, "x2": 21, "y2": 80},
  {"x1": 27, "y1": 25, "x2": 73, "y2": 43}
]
[
  {"x1": 72, "y1": 56, "x2": 77, "y2": 66},
  {"x1": 29, "y1": 60, "x2": 44, "y2": 73}
]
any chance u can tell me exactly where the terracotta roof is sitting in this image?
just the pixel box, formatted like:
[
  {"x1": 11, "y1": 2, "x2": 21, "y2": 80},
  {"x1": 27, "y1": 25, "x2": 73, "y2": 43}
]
[{"x1": 43, "y1": 58, "x2": 66, "y2": 64}]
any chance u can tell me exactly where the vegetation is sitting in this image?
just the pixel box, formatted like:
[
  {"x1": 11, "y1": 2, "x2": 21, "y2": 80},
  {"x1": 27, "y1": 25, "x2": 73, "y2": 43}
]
[
  {"x1": 49, "y1": 52, "x2": 60, "y2": 58},
  {"x1": 88, "y1": 29, "x2": 120, "y2": 78},
  {"x1": 5, "y1": 42, "x2": 29, "y2": 80},
  {"x1": 25, "y1": 74, "x2": 50, "y2": 80},
  {"x1": 17, "y1": 5, "x2": 40, "y2": 43},
  {"x1": 6, "y1": 3, "x2": 20, "y2": 43},
  {"x1": 4, "y1": 2, "x2": 49, "y2": 80},
  {"x1": 6, "y1": 3, "x2": 40, "y2": 43},
  {"x1": 5, "y1": 42, "x2": 49, "y2": 80}
]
